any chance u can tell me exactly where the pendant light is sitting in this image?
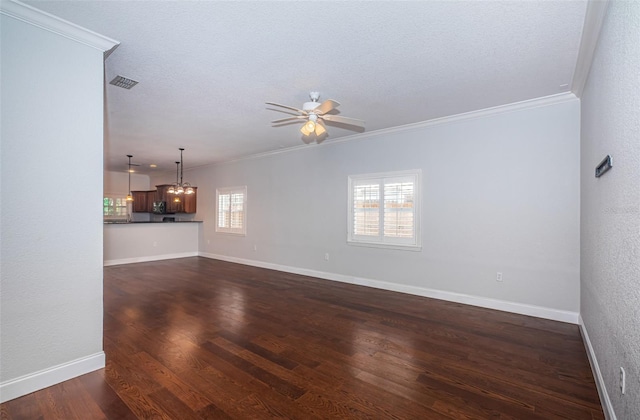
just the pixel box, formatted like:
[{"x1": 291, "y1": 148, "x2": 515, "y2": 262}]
[
  {"x1": 126, "y1": 155, "x2": 134, "y2": 202},
  {"x1": 169, "y1": 148, "x2": 195, "y2": 195},
  {"x1": 168, "y1": 161, "x2": 180, "y2": 194}
]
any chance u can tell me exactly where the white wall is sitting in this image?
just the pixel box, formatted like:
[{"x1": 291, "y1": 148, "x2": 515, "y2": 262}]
[
  {"x1": 580, "y1": 1, "x2": 640, "y2": 418},
  {"x1": 0, "y1": 2, "x2": 116, "y2": 402},
  {"x1": 153, "y1": 97, "x2": 581, "y2": 320},
  {"x1": 104, "y1": 223, "x2": 200, "y2": 265},
  {"x1": 104, "y1": 170, "x2": 152, "y2": 222},
  {"x1": 104, "y1": 170, "x2": 151, "y2": 195}
]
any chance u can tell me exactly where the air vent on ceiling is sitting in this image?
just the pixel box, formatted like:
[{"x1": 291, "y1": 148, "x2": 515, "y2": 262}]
[{"x1": 109, "y1": 75, "x2": 138, "y2": 89}]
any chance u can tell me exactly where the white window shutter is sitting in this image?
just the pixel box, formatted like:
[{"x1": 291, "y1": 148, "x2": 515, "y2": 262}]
[
  {"x1": 348, "y1": 170, "x2": 421, "y2": 250},
  {"x1": 216, "y1": 186, "x2": 247, "y2": 235}
]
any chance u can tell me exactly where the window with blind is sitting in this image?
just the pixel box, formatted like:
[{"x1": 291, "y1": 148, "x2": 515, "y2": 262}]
[
  {"x1": 348, "y1": 170, "x2": 421, "y2": 250},
  {"x1": 216, "y1": 186, "x2": 247, "y2": 235}
]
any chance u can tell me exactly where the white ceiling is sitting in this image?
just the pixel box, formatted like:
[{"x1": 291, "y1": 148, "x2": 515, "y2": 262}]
[{"x1": 26, "y1": 0, "x2": 588, "y2": 175}]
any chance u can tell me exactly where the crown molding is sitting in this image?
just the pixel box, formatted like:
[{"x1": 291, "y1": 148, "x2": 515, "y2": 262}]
[
  {"x1": 571, "y1": 0, "x2": 610, "y2": 98},
  {"x1": 216, "y1": 92, "x2": 579, "y2": 167},
  {"x1": 330, "y1": 92, "x2": 579, "y2": 144},
  {"x1": 0, "y1": 0, "x2": 119, "y2": 53}
]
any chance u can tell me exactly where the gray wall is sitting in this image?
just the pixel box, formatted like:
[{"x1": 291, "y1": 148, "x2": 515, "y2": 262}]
[
  {"x1": 580, "y1": 1, "x2": 640, "y2": 418},
  {"x1": 0, "y1": 5, "x2": 111, "y2": 400},
  {"x1": 154, "y1": 97, "x2": 581, "y2": 317}
]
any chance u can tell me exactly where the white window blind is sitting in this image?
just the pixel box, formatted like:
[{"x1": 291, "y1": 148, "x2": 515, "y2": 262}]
[
  {"x1": 348, "y1": 170, "x2": 421, "y2": 250},
  {"x1": 216, "y1": 186, "x2": 247, "y2": 235}
]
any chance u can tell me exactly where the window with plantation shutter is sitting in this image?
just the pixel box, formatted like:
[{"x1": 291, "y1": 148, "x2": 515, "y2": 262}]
[
  {"x1": 348, "y1": 170, "x2": 421, "y2": 250},
  {"x1": 216, "y1": 186, "x2": 247, "y2": 235},
  {"x1": 103, "y1": 196, "x2": 128, "y2": 221}
]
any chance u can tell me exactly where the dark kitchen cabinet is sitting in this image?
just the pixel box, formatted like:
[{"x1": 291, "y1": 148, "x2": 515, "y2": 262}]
[
  {"x1": 131, "y1": 190, "x2": 155, "y2": 213},
  {"x1": 167, "y1": 194, "x2": 183, "y2": 214},
  {"x1": 155, "y1": 185, "x2": 197, "y2": 214},
  {"x1": 183, "y1": 187, "x2": 197, "y2": 214},
  {"x1": 156, "y1": 184, "x2": 180, "y2": 213},
  {"x1": 132, "y1": 185, "x2": 197, "y2": 214}
]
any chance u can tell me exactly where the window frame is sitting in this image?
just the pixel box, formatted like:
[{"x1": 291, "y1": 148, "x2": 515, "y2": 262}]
[
  {"x1": 215, "y1": 186, "x2": 247, "y2": 235},
  {"x1": 347, "y1": 169, "x2": 422, "y2": 251}
]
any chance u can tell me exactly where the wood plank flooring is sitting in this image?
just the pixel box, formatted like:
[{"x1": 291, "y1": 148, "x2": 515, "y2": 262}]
[{"x1": 1, "y1": 257, "x2": 604, "y2": 419}]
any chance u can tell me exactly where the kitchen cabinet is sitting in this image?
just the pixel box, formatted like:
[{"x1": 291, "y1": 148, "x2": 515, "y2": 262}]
[
  {"x1": 167, "y1": 194, "x2": 183, "y2": 214},
  {"x1": 131, "y1": 191, "x2": 146, "y2": 212},
  {"x1": 155, "y1": 185, "x2": 197, "y2": 214},
  {"x1": 183, "y1": 187, "x2": 197, "y2": 214},
  {"x1": 155, "y1": 185, "x2": 180, "y2": 213},
  {"x1": 131, "y1": 190, "x2": 155, "y2": 213}
]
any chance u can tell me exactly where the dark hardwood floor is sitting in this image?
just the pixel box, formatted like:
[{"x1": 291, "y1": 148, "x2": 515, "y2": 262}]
[{"x1": 2, "y1": 257, "x2": 603, "y2": 419}]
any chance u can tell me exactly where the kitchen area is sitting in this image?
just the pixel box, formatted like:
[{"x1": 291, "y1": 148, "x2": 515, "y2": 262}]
[{"x1": 103, "y1": 170, "x2": 202, "y2": 266}]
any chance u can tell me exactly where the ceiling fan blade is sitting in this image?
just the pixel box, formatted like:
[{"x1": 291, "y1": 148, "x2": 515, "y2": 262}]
[
  {"x1": 271, "y1": 116, "x2": 306, "y2": 124},
  {"x1": 321, "y1": 114, "x2": 365, "y2": 127},
  {"x1": 265, "y1": 102, "x2": 306, "y2": 114},
  {"x1": 315, "y1": 99, "x2": 340, "y2": 115}
]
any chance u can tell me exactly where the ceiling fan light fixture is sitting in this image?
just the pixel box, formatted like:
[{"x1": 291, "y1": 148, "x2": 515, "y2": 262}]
[
  {"x1": 300, "y1": 123, "x2": 313, "y2": 136},
  {"x1": 314, "y1": 122, "x2": 326, "y2": 136},
  {"x1": 268, "y1": 92, "x2": 364, "y2": 138},
  {"x1": 300, "y1": 113, "x2": 319, "y2": 136},
  {"x1": 302, "y1": 101, "x2": 321, "y2": 112}
]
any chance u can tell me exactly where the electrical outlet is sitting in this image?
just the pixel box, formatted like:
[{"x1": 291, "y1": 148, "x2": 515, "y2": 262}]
[
  {"x1": 207, "y1": 239, "x2": 210, "y2": 245},
  {"x1": 153, "y1": 241, "x2": 158, "y2": 247},
  {"x1": 325, "y1": 253, "x2": 330, "y2": 261},
  {"x1": 253, "y1": 244, "x2": 257, "y2": 252},
  {"x1": 496, "y1": 272, "x2": 503, "y2": 282},
  {"x1": 620, "y1": 367, "x2": 626, "y2": 394}
]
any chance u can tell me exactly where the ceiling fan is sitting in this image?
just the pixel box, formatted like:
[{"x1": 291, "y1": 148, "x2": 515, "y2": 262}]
[{"x1": 266, "y1": 92, "x2": 365, "y2": 137}]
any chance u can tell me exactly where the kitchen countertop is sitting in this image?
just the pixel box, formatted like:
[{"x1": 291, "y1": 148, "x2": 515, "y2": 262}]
[{"x1": 104, "y1": 221, "x2": 203, "y2": 224}]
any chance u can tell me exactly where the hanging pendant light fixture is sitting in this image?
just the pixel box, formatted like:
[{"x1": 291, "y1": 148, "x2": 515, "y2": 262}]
[
  {"x1": 169, "y1": 148, "x2": 195, "y2": 195},
  {"x1": 126, "y1": 155, "x2": 134, "y2": 202},
  {"x1": 168, "y1": 161, "x2": 180, "y2": 194}
]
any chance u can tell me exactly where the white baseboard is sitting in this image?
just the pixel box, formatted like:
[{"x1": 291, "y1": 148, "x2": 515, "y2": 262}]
[
  {"x1": 199, "y1": 252, "x2": 579, "y2": 324},
  {"x1": 0, "y1": 352, "x2": 105, "y2": 403},
  {"x1": 104, "y1": 251, "x2": 199, "y2": 266},
  {"x1": 579, "y1": 315, "x2": 616, "y2": 420}
]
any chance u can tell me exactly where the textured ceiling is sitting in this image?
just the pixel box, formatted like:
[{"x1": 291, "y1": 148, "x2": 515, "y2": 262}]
[{"x1": 26, "y1": 0, "x2": 588, "y2": 174}]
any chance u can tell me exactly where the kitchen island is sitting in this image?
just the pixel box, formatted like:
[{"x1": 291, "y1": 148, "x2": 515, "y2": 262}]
[{"x1": 104, "y1": 221, "x2": 202, "y2": 266}]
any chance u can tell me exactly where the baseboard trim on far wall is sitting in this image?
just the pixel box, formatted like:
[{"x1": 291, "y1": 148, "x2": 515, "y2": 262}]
[
  {"x1": 103, "y1": 252, "x2": 199, "y2": 266},
  {"x1": 579, "y1": 315, "x2": 616, "y2": 420},
  {"x1": 199, "y1": 252, "x2": 579, "y2": 324},
  {"x1": 0, "y1": 351, "x2": 105, "y2": 404}
]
